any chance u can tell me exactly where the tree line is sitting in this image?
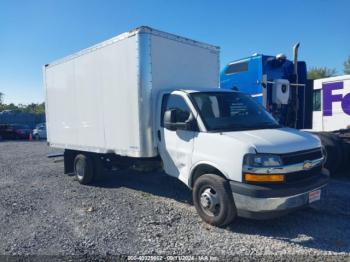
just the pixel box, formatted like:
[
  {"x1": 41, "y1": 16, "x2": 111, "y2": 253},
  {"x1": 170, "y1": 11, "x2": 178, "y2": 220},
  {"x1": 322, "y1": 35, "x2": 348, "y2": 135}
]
[
  {"x1": 0, "y1": 93, "x2": 45, "y2": 114},
  {"x1": 307, "y1": 55, "x2": 350, "y2": 80}
]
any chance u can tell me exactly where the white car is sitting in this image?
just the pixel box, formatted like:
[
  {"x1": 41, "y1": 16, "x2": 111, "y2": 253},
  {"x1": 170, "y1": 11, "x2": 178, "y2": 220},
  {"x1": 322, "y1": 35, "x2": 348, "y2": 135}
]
[{"x1": 32, "y1": 123, "x2": 47, "y2": 140}]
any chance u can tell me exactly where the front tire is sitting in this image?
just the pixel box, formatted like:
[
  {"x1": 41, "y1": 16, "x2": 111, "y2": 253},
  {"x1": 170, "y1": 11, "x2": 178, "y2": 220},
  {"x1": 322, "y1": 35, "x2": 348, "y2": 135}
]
[
  {"x1": 74, "y1": 154, "x2": 94, "y2": 185},
  {"x1": 193, "y1": 174, "x2": 236, "y2": 227}
]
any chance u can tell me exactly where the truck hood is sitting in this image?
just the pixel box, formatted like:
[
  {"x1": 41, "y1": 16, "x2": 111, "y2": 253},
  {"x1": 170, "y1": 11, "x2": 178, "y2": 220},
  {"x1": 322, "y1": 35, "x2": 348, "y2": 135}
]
[{"x1": 222, "y1": 128, "x2": 321, "y2": 154}]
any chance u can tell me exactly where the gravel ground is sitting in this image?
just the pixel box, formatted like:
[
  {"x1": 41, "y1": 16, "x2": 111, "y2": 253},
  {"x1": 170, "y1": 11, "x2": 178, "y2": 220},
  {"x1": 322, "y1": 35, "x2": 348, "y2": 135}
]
[{"x1": 0, "y1": 141, "x2": 349, "y2": 260}]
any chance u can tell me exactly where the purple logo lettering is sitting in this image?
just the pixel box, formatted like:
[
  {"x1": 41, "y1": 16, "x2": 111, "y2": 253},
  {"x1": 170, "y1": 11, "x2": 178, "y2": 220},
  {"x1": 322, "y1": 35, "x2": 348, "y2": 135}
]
[
  {"x1": 323, "y1": 81, "x2": 350, "y2": 116},
  {"x1": 342, "y1": 93, "x2": 350, "y2": 115}
]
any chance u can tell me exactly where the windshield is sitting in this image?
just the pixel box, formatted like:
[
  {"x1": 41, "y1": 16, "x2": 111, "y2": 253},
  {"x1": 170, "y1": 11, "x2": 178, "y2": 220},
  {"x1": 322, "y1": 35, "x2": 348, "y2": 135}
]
[{"x1": 191, "y1": 92, "x2": 280, "y2": 132}]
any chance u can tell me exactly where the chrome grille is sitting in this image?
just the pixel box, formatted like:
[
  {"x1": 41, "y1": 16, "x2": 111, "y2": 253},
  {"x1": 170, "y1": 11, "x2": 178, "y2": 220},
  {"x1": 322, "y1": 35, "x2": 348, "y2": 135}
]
[{"x1": 281, "y1": 148, "x2": 323, "y2": 165}]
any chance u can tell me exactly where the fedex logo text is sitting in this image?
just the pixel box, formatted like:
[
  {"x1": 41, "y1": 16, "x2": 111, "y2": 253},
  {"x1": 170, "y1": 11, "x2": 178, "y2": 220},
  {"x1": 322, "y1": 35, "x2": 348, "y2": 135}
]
[{"x1": 323, "y1": 81, "x2": 350, "y2": 116}]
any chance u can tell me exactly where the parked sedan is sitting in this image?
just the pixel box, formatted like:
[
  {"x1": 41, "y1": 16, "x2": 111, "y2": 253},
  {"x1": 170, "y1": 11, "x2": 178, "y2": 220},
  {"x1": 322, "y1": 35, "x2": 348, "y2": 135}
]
[{"x1": 0, "y1": 124, "x2": 31, "y2": 140}]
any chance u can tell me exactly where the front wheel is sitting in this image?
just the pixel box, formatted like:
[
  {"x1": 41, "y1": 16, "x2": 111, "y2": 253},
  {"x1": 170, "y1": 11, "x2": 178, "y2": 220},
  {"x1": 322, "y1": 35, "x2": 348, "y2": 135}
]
[{"x1": 193, "y1": 174, "x2": 236, "y2": 227}]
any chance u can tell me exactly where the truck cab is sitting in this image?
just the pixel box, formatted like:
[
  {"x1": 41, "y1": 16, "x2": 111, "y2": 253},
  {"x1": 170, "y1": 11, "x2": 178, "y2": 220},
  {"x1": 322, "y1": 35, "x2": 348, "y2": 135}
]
[
  {"x1": 220, "y1": 50, "x2": 312, "y2": 130},
  {"x1": 156, "y1": 88, "x2": 328, "y2": 225}
]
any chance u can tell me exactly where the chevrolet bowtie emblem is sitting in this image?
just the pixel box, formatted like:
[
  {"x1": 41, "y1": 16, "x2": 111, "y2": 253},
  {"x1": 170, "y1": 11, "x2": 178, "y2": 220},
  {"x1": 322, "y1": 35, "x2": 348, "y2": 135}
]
[{"x1": 303, "y1": 161, "x2": 313, "y2": 170}]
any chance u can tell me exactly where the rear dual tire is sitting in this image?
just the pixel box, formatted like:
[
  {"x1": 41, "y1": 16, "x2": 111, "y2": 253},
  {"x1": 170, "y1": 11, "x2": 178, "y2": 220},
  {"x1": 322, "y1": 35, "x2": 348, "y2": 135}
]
[
  {"x1": 193, "y1": 174, "x2": 236, "y2": 227},
  {"x1": 74, "y1": 154, "x2": 95, "y2": 185},
  {"x1": 73, "y1": 153, "x2": 106, "y2": 184}
]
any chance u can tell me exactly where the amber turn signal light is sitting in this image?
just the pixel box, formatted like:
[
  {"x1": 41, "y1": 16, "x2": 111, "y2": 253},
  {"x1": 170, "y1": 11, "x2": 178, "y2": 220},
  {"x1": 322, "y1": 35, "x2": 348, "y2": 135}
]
[{"x1": 244, "y1": 173, "x2": 284, "y2": 183}]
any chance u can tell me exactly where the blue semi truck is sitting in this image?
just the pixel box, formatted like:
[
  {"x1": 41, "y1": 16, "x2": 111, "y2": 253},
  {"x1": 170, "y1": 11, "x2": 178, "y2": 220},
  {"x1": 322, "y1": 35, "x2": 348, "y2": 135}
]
[
  {"x1": 220, "y1": 44, "x2": 350, "y2": 174},
  {"x1": 220, "y1": 44, "x2": 313, "y2": 130}
]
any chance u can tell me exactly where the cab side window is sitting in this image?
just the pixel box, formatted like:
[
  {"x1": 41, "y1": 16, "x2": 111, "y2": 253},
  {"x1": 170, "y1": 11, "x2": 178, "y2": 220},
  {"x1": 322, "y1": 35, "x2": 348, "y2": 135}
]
[
  {"x1": 161, "y1": 94, "x2": 191, "y2": 124},
  {"x1": 225, "y1": 61, "x2": 249, "y2": 75}
]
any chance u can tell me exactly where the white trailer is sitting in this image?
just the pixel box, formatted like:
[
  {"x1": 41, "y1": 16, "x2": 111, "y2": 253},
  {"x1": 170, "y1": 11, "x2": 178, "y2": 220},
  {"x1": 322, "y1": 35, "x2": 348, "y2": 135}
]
[{"x1": 44, "y1": 27, "x2": 328, "y2": 226}]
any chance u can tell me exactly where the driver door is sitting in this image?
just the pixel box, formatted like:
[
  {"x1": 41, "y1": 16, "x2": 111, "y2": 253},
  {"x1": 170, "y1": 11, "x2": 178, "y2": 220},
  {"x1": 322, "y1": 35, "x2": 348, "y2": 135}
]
[{"x1": 157, "y1": 93, "x2": 198, "y2": 184}]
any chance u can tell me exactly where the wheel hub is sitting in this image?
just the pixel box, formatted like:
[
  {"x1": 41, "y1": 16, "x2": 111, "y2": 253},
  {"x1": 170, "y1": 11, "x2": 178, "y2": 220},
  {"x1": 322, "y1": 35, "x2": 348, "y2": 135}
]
[
  {"x1": 200, "y1": 188, "x2": 220, "y2": 215},
  {"x1": 200, "y1": 194, "x2": 211, "y2": 208},
  {"x1": 76, "y1": 159, "x2": 85, "y2": 179}
]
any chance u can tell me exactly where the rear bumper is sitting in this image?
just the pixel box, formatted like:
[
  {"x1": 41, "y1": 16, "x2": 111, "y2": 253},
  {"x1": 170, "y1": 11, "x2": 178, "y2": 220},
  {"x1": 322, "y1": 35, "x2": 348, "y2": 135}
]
[{"x1": 230, "y1": 169, "x2": 330, "y2": 219}]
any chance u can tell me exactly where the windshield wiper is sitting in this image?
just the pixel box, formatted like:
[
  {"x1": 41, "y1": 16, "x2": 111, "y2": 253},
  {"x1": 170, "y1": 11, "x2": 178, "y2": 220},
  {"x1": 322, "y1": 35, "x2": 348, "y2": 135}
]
[
  {"x1": 207, "y1": 122, "x2": 282, "y2": 132},
  {"x1": 208, "y1": 126, "x2": 261, "y2": 132}
]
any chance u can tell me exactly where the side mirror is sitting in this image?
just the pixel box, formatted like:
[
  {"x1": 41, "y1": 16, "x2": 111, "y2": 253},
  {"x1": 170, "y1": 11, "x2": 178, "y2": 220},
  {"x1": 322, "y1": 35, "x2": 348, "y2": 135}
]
[
  {"x1": 164, "y1": 109, "x2": 196, "y2": 131},
  {"x1": 164, "y1": 109, "x2": 177, "y2": 131}
]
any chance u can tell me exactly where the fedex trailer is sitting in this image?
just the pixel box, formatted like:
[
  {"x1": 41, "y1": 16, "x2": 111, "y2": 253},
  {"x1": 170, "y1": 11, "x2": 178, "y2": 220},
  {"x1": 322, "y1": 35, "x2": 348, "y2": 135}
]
[
  {"x1": 312, "y1": 75, "x2": 350, "y2": 131},
  {"x1": 44, "y1": 27, "x2": 328, "y2": 226},
  {"x1": 311, "y1": 75, "x2": 350, "y2": 173}
]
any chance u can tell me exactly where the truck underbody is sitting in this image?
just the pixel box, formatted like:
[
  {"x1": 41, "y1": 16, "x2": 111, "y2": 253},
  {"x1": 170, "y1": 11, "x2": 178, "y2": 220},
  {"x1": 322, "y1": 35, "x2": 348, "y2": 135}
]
[
  {"x1": 314, "y1": 129, "x2": 350, "y2": 175},
  {"x1": 63, "y1": 149, "x2": 162, "y2": 178}
]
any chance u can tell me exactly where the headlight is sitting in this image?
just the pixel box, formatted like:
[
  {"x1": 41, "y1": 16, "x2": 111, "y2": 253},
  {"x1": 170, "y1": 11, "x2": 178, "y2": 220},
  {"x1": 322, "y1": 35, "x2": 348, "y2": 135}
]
[{"x1": 243, "y1": 153, "x2": 282, "y2": 167}]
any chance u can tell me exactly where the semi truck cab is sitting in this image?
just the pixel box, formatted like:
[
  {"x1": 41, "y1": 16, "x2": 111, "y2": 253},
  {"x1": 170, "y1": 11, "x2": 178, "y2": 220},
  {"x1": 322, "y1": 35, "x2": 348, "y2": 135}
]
[
  {"x1": 156, "y1": 89, "x2": 328, "y2": 225},
  {"x1": 220, "y1": 45, "x2": 312, "y2": 130}
]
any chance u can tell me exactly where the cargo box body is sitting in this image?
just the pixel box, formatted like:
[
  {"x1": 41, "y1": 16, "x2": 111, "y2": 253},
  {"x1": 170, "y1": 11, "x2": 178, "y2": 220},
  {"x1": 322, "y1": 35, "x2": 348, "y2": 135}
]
[{"x1": 44, "y1": 27, "x2": 219, "y2": 157}]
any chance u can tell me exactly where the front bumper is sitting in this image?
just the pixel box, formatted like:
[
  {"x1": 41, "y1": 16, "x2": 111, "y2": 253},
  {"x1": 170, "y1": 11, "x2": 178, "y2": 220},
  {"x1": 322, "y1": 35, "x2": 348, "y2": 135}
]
[{"x1": 230, "y1": 169, "x2": 329, "y2": 219}]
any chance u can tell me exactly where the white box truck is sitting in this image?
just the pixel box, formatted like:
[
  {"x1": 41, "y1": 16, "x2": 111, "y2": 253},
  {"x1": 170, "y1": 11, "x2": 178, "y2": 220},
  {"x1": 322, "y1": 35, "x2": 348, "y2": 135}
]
[{"x1": 44, "y1": 27, "x2": 328, "y2": 226}]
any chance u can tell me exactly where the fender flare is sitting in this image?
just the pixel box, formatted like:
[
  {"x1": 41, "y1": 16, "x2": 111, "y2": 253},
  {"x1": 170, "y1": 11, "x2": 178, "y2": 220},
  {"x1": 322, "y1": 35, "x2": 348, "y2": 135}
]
[{"x1": 188, "y1": 161, "x2": 230, "y2": 188}]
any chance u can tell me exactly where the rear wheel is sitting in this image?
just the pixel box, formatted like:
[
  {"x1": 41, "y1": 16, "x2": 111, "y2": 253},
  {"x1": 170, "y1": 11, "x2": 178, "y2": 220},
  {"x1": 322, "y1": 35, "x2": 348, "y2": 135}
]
[
  {"x1": 74, "y1": 154, "x2": 94, "y2": 185},
  {"x1": 193, "y1": 174, "x2": 236, "y2": 227}
]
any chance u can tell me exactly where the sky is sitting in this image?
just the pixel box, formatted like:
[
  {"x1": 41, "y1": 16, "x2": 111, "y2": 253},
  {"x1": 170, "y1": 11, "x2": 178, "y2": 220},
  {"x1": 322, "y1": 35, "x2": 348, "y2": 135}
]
[{"x1": 0, "y1": 0, "x2": 349, "y2": 104}]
